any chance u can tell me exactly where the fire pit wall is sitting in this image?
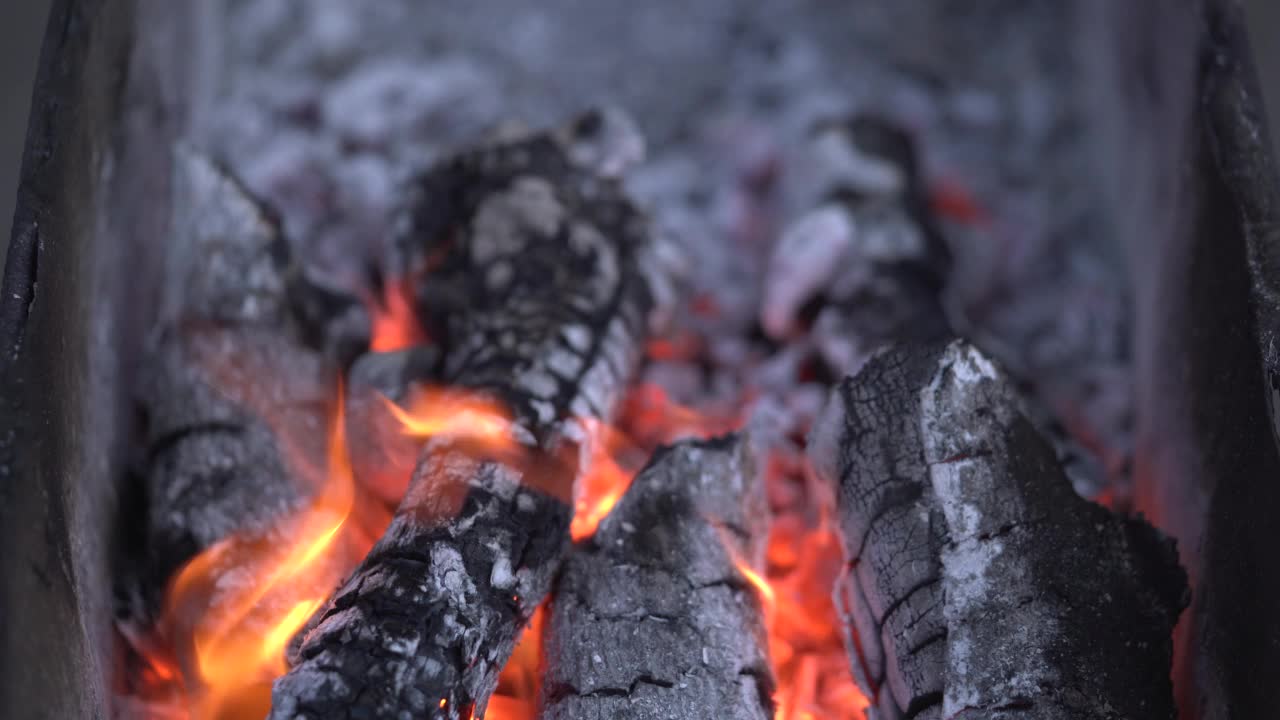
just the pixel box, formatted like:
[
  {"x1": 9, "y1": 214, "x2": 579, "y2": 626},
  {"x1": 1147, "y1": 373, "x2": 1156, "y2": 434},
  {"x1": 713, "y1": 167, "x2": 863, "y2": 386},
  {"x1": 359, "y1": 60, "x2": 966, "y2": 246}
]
[
  {"x1": 0, "y1": 1, "x2": 201, "y2": 718},
  {"x1": 1, "y1": 0, "x2": 1276, "y2": 718}
]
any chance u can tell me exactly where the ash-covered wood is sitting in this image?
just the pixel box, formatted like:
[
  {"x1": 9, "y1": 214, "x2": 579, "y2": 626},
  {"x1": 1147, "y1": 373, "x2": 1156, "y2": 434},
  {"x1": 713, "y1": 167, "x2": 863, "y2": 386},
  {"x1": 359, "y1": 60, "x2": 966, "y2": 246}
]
[
  {"x1": 538, "y1": 435, "x2": 773, "y2": 720},
  {"x1": 138, "y1": 149, "x2": 338, "y2": 598},
  {"x1": 270, "y1": 113, "x2": 669, "y2": 720},
  {"x1": 808, "y1": 340, "x2": 1187, "y2": 720},
  {"x1": 762, "y1": 115, "x2": 950, "y2": 376}
]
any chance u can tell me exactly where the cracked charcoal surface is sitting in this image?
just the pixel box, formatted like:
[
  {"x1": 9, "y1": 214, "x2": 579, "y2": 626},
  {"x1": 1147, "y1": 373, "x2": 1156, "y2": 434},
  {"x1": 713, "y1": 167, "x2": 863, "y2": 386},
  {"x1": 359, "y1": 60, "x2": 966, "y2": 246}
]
[
  {"x1": 538, "y1": 435, "x2": 773, "y2": 720},
  {"x1": 270, "y1": 122, "x2": 666, "y2": 720},
  {"x1": 808, "y1": 340, "x2": 1187, "y2": 720},
  {"x1": 137, "y1": 150, "x2": 337, "y2": 606},
  {"x1": 391, "y1": 116, "x2": 671, "y2": 437}
]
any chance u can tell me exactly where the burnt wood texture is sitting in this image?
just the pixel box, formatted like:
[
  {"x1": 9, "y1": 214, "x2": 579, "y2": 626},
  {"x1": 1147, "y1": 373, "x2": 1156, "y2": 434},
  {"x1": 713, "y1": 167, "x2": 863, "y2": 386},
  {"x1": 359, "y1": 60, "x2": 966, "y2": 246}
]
[
  {"x1": 137, "y1": 150, "x2": 338, "y2": 602},
  {"x1": 269, "y1": 119, "x2": 668, "y2": 720},
  {"x1": 1110, "y1": 1, "x2": 1280, "y2": 716},
  {"x1": 538, "y1": 436, "x2": 773, "y2": 720},
  {"x1": 808, "y1": 340, "x2": 1187, "y2": 720}
]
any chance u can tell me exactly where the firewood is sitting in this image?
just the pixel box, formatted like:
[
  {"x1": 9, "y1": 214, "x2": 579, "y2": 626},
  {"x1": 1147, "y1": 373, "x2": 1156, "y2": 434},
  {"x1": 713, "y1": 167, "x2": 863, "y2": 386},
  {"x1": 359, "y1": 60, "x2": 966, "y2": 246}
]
[
  {"x1": 761, "y1": 115, "x2": 950, "y2": 374},
  {"x1": 538, "y1": 435, "x2": 773, "y2": 720},
  {"x1": 808, "y1": 340, "x2": 1187, "y2": 720},
  {"x1": 138, "y1": 149, "x2": 339, "y2": 601},
  {"x1": 270, "y1": 111, "x2": 670, "y2": 720}
]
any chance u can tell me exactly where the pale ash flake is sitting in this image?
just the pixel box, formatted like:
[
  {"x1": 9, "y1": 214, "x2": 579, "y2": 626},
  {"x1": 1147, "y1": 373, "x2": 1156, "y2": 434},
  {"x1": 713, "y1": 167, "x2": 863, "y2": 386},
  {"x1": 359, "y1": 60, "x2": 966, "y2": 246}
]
[
  {"x1": 809, "y1": 125, "x2": 907, "y2": 198},
  {"x1": 166, "y1": 147, "x2": 288, "y2": 326},
  {"x1": 917, "y1": 342, "x2": 1042, "y2": 716},
  {"x1": 544, "y1": 346, "x2": 585, "y2": 380},
  {"x1": 560, "y1": 324, "x2": 592, "y2": 353},
  {"x1": 488, "y1": 550, "x2": 516, "y2": 591},
  {"x1": 469, "y1": 177, "x2": 564, "y2": 264},
  {"x1": 761, "y1": 203, "x2": 854, "y2": 337},
  {"x1": 928, "y1": 460, "x2": 1002, "y2": 613}
]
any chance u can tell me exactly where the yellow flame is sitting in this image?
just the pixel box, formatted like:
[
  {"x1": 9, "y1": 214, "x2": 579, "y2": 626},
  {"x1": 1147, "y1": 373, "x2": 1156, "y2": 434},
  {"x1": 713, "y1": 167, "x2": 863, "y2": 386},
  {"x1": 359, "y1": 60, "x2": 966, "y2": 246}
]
[
  {"x1": 737, "y1": 561, "x2": 778, "y2": 615},
  {"x1": 162, "y1": 389, "x2": 359, "y2": 719},
  {"x1": 381, "y1": 388, "x2": 515, "y2": 446},
  {"x1": 260, "y1": 599, "x2": 325, "y2": 665},
  {"x1": 570, "y1": 419, "x2": 638, "y2": 541}
]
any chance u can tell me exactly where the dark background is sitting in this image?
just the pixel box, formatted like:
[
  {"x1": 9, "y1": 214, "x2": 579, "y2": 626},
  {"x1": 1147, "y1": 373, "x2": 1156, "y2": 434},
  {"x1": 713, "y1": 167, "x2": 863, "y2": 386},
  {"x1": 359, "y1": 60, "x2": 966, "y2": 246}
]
[
  {"x1": 0, "y1": 2, "x2": 1277, "y2": 273},
  {"x1": 2, "y1": 1, "x2": 52, "y2": 275}
]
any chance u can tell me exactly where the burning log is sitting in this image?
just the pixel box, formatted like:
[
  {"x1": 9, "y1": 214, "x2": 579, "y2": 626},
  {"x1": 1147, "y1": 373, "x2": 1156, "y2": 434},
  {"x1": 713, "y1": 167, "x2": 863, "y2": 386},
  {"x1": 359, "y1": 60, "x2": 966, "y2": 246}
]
[
  {"x1": 270, "y1": 111, "x2": 671, "y2": 719},
  {"x1": 808, "y1": 340, "x2": 1188, "y2": 719},
  {"x1": 138, "y1": 149, "x2": 342, "y2": 599},
  {"x1": 538, "y1": 435, "x2": 774, "y2": 720}
]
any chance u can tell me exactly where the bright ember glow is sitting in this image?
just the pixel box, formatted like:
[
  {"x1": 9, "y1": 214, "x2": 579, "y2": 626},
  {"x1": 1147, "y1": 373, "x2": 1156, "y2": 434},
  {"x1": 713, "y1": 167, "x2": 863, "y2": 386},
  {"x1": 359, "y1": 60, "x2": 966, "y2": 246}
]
[{"x1": 761, "y1": 508, "x2": 870, "y2": 720}]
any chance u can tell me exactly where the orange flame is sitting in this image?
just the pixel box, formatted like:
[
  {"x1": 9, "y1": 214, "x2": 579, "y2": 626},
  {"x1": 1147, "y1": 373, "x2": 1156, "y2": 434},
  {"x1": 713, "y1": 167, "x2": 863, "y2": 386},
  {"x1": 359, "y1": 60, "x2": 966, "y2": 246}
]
[
  {"x1": 146, "y1": 381, "x2": 528, "y2": 719},
  {"x1": 483, "y1": 604, "x2": 546, "y2": 720},
  {"x1": 570, "y1": 419, "x2": 641, "y2": 541},
  {"x1": 737, "y1": 560, "x2": 777, "y2": 614},
  {"x1": 368, "y1": 274, "x2": 425, "y2": 352},
  {"x1": 130, "y1": 280, "x2": 871, "y2": 720},
  {"x1": 160, "y1": 389, "x2": 363, "y2": 720},
  {"x1": 382, "y1": 387, "x2": 517, "y2": 449}
]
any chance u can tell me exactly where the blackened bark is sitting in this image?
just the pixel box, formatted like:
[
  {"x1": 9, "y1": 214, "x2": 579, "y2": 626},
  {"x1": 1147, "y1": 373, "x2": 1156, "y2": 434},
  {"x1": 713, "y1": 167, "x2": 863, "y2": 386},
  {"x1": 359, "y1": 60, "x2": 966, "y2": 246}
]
[
  {"x1": 1197, "y1": 6, "x2": 1280, "y2": 716},
  {"x1": 538, "y1": 436, "x2": 773, "y2": 720},
  {"x1": 808, "y1": 340, "x2": 1187, "y2": 720},
  {"x1": 270, "y1": 117, "x2": 668, "y2": 720},
  {"x1": 1201, "y1": 3, "x2": 1280, "y2": 400},
  {"x1": 138, "y1": 150, "x2": 337, "y2": 602}
]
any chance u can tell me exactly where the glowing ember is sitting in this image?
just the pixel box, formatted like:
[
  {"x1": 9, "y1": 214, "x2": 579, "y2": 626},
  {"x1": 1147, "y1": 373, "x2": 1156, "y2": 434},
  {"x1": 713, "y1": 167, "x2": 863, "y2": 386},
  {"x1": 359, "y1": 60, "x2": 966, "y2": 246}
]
[
  {"x1": 621, "y1": 383, "x2": 733, "y2": 445},
  {"x1": 761, "y1": 504, "x2": 870, "y2": 720}
]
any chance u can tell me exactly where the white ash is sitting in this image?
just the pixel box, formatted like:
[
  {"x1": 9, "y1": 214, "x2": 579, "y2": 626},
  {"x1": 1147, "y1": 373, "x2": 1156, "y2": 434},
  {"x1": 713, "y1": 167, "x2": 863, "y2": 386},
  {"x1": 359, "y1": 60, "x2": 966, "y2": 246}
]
[
  {"x1": 761, "y1": 204, "x2": 855, "y2": 338},
  {"x1": 204, "y1": 0, "x2": 1133, "y2": 497},
  {"x1": 806, "y1": 124, "x2": 906, "y2": 197},
  {"x1": 558, "y1": 106, "x2": 648, "y2": 179},
  {"x1": 165, "y1": 147, "x2": 288, "y2": 326}
]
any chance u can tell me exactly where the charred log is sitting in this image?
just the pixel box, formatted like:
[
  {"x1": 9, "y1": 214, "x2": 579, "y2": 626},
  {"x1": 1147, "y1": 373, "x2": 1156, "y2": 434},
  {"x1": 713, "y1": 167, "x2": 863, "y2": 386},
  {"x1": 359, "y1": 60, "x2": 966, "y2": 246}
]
[
  {"x1": 761, "y1": 115, "x2": 951, "y2": 375},
  {"x1": 808, "y1": 340, "x2": 1187, "y2": 720},
  {"x1": 1120, "y1": 2, "x2": 1280, "y2": 715},
  {"x1": 270, "y1": 113, "x2": 669, "y2": 720},
  {"x1": 137, "y1": 150, "x2": 338, "y2": 601},
  {"x1": 538, "y1": 435, "x2": 773, "y2": 720}
]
